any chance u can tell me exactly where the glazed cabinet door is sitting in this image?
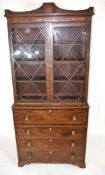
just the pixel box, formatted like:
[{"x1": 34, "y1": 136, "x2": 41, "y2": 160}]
[
  {"x1": 9, "y1": 22, "x2": 90, "y2": 103},
  {"x1": 10, "y1": 24, "x2": 48, "y2": 101},
  {"x1": 52, "y1": 23, "x2": 90, "y2": 101}
]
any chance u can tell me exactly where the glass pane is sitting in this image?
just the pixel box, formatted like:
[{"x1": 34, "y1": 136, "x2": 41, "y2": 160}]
[
  {"x1": 53, "y1": 25, "x2": 87, "y2": 100},
  {"x1": 12, "y1": 26, "x2": 47, "y2": 100}
]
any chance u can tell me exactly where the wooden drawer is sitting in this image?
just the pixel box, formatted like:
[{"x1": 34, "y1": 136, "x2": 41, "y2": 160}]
[
  {"x1": 13, "y1": 108, "x2": 88, "y2": 125},
  {"x1": 15, "y1": 126, "x2": 87, "y2": 138},
  {"x1": 18, "y1": 149, "x2": 84, "y2": 164},
  {"x1": 17, "y1": 138, "x2": 85, "y2": 151}
]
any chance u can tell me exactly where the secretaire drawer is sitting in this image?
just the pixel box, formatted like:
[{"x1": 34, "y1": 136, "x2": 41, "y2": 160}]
[
  {"x1": 15, "y1": 126, "x2": 87, "y2": 138},
  {"x1": 13, "y1": 108, "x2": 88, "y2": 125}
]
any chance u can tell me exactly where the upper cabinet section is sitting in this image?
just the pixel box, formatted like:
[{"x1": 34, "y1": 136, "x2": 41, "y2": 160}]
[{"x1": 5, "y1": 3, "x2": 94, "y2": 105}]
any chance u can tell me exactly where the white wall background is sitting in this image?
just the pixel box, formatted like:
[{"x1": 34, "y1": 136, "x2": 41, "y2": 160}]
[{"x1": 0, "y1": 0, "x2": 105, "y2": 175}]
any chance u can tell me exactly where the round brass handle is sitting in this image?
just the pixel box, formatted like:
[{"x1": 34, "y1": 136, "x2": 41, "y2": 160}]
[
  {"x1": 50, "y1": 150, "x2": 53, "y2": 154},
  {"x1": 69, "y1": 153, "x2": 75, "y2": 159},
  {"x1": 71, "y1": 130, "x2": 76, "y2": 136},
  {"x1": 27, "y1": 152, "x2": 32, "y2": 159},
  {"x1": 48, "y1": 109, "x2": 52, "y2": 113},
  {"x1": 49, "y1": 139, "x2": 53, "y2": 143},
  {"x1": 71, "y1": 142, "x2": 75, "y2": 148},
  {"x1": 26, "y1": 129, "x2": 31, "y2": 135},
  {"x1": 26, "y1": 142, "x2": 32, "y2": 147},
  {"x1": 72, "y1": 116, "x2": 77, "y2": 121},
  {"x1": 24, "y1": 115, "x2": 30, "y2": 121}
]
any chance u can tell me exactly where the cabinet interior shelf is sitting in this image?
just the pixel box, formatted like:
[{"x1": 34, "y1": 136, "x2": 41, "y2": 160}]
[
  {"x1": 20, "y1": 93, "x2": 46, "y2": 96},
  {"x1": 17, "y1": 95, "x2": 46, "y2": 100},
  {"x1": 54, "y1": 95, "x2": 83, "y2": 99},
  {"x1": 16, "y1": 80, "x2": 84, "y2": 83},
  {"x1": 16, "y1": 80, "x2": 46, "y2": 82},
  {"x1": 54, "y1": 60, "x2": 85, "y2": 63},
  {"x1": 16, "y1": 76, "x2": 85, "y2": 81},
  {"x1": 14, "y1": 43, "x2": 85, "y2": 45},
  {"x1": 15, "y1": 60, "x2": 45, "y2": 63},
  {"x1": 15, "y1": 59, "x2": 85, "y2": 63},
  {"x1": 16, "y1": 76, "x2": 46, "y2": 81},
  {"x1": 17, "y1": 94, "x2": 82, "y2": 100}
]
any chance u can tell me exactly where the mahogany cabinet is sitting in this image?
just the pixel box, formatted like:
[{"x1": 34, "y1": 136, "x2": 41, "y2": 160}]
[{"x1": 5, "y1": 3, "x2": 93, "y2": 167}]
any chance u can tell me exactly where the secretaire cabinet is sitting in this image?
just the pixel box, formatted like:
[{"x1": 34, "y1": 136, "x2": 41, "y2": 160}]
[{"x1": 5, "y1": 3, "x2": 94, "y2": 167}]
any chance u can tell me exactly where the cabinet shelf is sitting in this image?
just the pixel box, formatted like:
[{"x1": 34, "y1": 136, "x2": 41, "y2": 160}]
[
  {"x1": 16, "y1": 80, "x2": 46, "y2": 82},
  {"x1": 54, "y1": 80, "x2": 84, "y2": 82},
  {"x1": 16, "y1": 80, "x2": 84, "y2": 83},
  {"x1": 17, "y1": 93, "x2": 46, "y2": 100},
  {"x1": 54, "y1": 60, "x2": 85, "y2": 63},
  {"x1": 53, "y1": 43, "x2": 85, "y2": 45},
  {"x1": 14, "y1": 43, "x2": 45, "y2": 45},
  {"x1": 14, "y1": 43, "x2": 84, "y2": 46},
  {"x1": 20, "y1": 93, "x2": 46, "y2": 96},
  {"x1": 16, "y1": 76, "x2": 46, "y2": 81},
  {"x1": 18, "y1": 95, "x2": 46, "y2": 100},
  {"x1": 16, "y1": 76, "x2": 84, "y2": 82},
  {"x1": 54, "y1": 95, "x2": 82, "y2": 99},
  {"x1": 54, "y1": 76, "x2": 85, "y2": 81},
  {"x1": 15, "y1": 60, "x2": 45, "y2": 63},
  {"x1": 15, "y1": 59, "x2": 84, "y2": 63}
]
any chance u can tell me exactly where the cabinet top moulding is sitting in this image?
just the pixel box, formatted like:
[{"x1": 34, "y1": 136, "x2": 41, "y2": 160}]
[
  {"x1": 5, "y1": 3, "x2": 94, "y2": 23},
  {"x1": 5, "y1": 3, "x2": 94, "y2": 17}
]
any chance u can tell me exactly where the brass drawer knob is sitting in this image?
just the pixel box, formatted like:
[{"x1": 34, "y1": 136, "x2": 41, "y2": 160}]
[
  {"x1": 72, "y1": 116, "x2": 77, "y2": 121},
  {"x1": 24, "y1": 115, "x2": 30, "y2": 121},
  {"x1": 70, "y1": 153, "x2": 75, "y2": 159},
  {"x1": 27, "y1": 152, "x2": 32, "y2": 159},
  {"x1": 71, "y1": 142, "x2": 75, "y2": 147},
  {"x1": 49, "y1": 139, "x2": 53, "y2": 142},
  {"x1": 26, "y1": 129, "x2": 31, "y2": 135},
  {"x1": 50, "y1": 150, "x2": 53, "y2": 154},
  {"x1": 49, "y1": 127, "x2": 52, "y2": 131},
  {"x1": 71, "y1": 130, "x2": 76, "y2": 136},
  {"x1": 48, "y1": 109, "x2": 52, "y2": 113},
  {"x1": 26, "y1": 142, "x2": 32, "y2": 147}
]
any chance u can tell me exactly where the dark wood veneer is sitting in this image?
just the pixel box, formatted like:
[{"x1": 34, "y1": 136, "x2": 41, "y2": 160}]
[{"x1": 5, "y1": 2, "x2": 93, "y2": 168}]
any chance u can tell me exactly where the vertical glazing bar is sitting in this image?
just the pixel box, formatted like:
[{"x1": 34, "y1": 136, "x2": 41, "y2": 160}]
[
  {"x1": 45, "y1": 23, "x2": 54, "y2": 100},
  {"x1": 49, "y1": 23, "x2": 54, "y2": 100}
]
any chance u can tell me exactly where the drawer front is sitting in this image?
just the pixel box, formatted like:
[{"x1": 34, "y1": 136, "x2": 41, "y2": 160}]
[
  {"x1": 13, "y1": 108, "x2": 88, "y2": 125},
  {"x1": 17, "y1": 138, "x2": 85, "y2": 151},
  {"x1": 15, "y1": 126, "x2": 87, "y2": 138},
  {"x1": 18, "y1": 149, "x2": 85, "y2": 164}
]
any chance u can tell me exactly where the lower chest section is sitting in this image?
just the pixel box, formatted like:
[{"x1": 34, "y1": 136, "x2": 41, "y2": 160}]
[{"x1": 12, "y1": 106, "x2": 88, "y2": 167}]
